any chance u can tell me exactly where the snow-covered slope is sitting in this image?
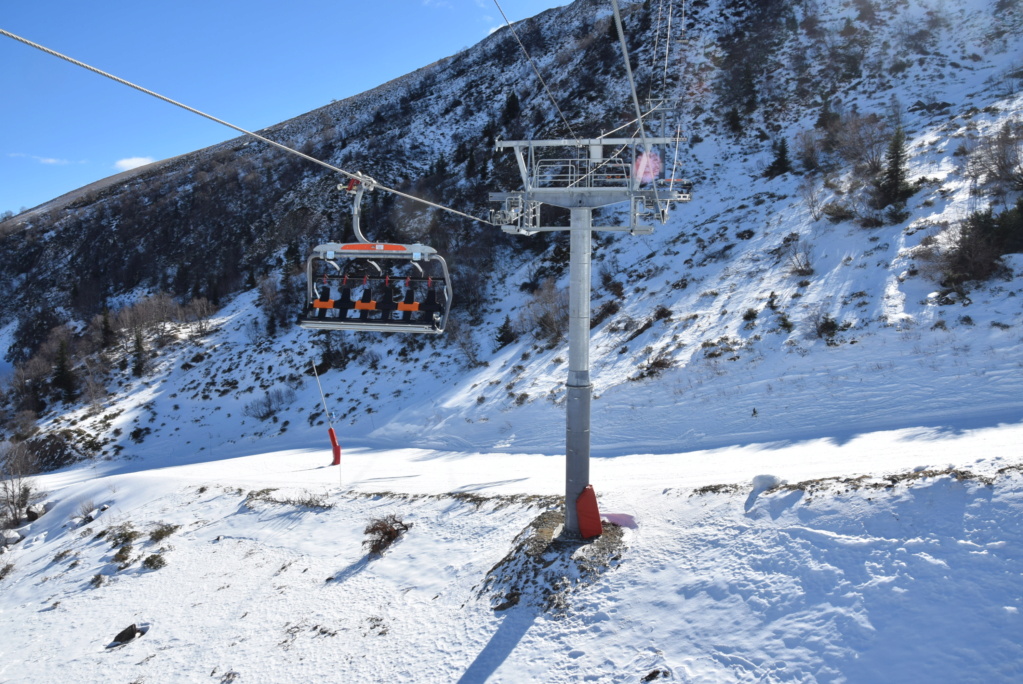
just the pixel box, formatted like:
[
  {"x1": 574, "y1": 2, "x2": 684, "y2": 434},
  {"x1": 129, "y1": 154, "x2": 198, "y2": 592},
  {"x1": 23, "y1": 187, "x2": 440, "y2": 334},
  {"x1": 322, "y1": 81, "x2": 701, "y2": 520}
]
[{"x1": 2, "y1": 428, "x2": 1022, "y2": 682}]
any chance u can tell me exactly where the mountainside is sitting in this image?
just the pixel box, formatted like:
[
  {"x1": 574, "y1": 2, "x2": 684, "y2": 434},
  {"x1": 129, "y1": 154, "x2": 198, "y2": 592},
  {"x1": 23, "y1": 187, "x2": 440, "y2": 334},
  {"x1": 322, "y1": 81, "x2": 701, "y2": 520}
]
[{"x1": 2, "y1": 1, "x2": 1023, "y2": 681}]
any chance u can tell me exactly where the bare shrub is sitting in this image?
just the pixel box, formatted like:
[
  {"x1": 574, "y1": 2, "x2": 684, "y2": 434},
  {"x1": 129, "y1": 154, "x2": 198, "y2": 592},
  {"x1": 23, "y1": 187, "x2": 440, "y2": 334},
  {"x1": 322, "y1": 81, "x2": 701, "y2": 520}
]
[
  {"x1": 142, "y1": 554, "x2": 166, "y2": 570},
  {"x1": 794, "y1": 129, "x2": 823, "y2": 172},
  {"x1": 822, "y1": 201, "x2": 856, "y2": 223},
  {"x1": 598, "y1": 258, "x2": 625, "y2": 297},
  {"x1": 807, "y1": 307, "x2": 840, "y2": 338},
  {"x1": 590, "y1": 300, "x2": 620, "y2": 329},
  {"x1": 632, "y1": 350, "x2": 675, "y2": 381},
  {"x1": 788, "y1": 243, "x2": 815, "y2": 276},
  {"x1": 799, "y1": 179, "x2": 825, "y2": 220},
  {"x1": 78, "y1": 499, "x2": 96, "y2": 519},
  {"x1": 517, "y1": 278, "x2": 569, "y2": 343},
  {"x1": 149, "y1": 523, "x2": 180, "y2": 543},
  {"x1": 967, "y1": 119, "x2": 1023, "y2": 191},
  {"x1": 363, "y1": 514, "x2": 412, "y2": 556},
  {"x1": 245, "y1": 488, "x2": 334, "y2": 509},
  {"x1": 112, "y1": 544, "x2": 134, "y2": 567},
  {"x1": 243, "y1": 387, "x2": 295, "y2": 421},
  {"x1": 445, "y1": 316, "x2": 484, "y2": 369},
  {"x1": 107, "y1": 523, "x2": 141, "y2": 549}
]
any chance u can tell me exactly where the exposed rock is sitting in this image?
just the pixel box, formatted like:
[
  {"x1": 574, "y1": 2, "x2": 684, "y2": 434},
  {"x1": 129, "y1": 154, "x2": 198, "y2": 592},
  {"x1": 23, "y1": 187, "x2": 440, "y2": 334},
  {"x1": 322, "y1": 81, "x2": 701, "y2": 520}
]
[
  {"x1": 1, "y1": 530, "x2": 23, "y2": 547},
  {"x1": 109, "y1": 624, "x2": 141, "y2": 647}
]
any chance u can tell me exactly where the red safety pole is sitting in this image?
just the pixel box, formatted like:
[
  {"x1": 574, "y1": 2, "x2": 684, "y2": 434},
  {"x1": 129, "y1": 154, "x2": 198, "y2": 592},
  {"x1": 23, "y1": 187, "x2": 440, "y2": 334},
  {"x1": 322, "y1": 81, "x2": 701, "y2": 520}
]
[
  {"x1": 328, "y1": 427, "x2": 341, "y2": 466},
  {"x1": 312, "y1": 360, "x2": 341, "y2": 467}
]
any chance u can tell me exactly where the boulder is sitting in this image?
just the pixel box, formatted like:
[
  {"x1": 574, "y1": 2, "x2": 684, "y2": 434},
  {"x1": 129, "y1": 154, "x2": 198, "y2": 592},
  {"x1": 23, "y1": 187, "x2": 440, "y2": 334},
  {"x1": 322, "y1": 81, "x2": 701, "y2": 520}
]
[
  {"x1": 1, "y1": 530, "x2": 23, "y2": 547},
  {"x1": 111, "y1": 624, "x2": 140, "y2": 645},
  {"x1": 26, "y1": 504, "x2": 46, "y2": 522}
]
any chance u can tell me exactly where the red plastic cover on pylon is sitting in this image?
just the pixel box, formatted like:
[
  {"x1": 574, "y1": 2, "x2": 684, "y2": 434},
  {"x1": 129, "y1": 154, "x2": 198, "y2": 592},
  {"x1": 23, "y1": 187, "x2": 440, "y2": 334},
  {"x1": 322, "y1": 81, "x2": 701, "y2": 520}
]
[
  {"x1": 576, "y1": 485, "x2": 603, "y2": 539},
  {"x1": 328, "y1": 427, "x2": 341, "y2": 466}
]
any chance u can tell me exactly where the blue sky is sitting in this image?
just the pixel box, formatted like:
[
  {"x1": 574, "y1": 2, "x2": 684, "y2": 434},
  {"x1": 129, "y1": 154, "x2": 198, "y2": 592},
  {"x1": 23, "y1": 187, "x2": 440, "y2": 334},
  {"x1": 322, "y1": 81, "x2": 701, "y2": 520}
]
[{"x1": 0, "y1": 0, "x2": 567, "y2": 216}]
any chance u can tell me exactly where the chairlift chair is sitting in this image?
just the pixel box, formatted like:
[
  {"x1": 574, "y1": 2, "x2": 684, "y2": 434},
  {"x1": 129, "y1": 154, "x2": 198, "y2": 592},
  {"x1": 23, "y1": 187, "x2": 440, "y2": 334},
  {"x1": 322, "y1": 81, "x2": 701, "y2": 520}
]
[
  {"x1": 297, "y1": 174, "x2": 453, "y2": 334},
  {"x1": 297, "y1": 242, "x2": 452, "y2": 334}
]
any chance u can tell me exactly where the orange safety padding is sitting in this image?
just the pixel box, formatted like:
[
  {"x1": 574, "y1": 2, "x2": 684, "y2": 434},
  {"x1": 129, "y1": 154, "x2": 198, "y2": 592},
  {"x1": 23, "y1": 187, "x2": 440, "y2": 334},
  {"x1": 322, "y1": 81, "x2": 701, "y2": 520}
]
[
  {"x1": 397, "y1": 302, "x2": 420, "y2": 312},
  {"x1": 340, "y1": 243, "x2": 405, "y2": 251},
  {"x1": 576, "y1": 485, "x2": 603, "y2": 539},
  {"x1": 312, "y1": 299, "x2": 335, "y2": 309},
  {"x1": 354, "y1": 300, "x2": 377, "y2": 311}
]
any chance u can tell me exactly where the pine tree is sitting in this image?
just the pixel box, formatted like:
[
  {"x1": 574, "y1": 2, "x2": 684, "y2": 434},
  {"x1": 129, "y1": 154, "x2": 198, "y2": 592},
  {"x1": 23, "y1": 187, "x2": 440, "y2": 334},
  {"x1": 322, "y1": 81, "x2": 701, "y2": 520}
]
[
  {"x1": 878, "y1": 126, "x2": 910, "y2": 208},
  {"x1": 131, "y1": 329, "x2": 147, "y2": 377},
  {"x1": 765, "y1": 137, "x2": 792, "y2": 178},
  {"x1": 100, "y1": 308, "x2": 117, "y2": 349},
  {"x1": 51, "y1": 340, "x2": 78, "y2": 403},
  {"x1": 501, "y1": 92, "x2": 521, "y2": 125},
  {"x1": 494, "y1": 315, "x2": 518, "y2": 350}
]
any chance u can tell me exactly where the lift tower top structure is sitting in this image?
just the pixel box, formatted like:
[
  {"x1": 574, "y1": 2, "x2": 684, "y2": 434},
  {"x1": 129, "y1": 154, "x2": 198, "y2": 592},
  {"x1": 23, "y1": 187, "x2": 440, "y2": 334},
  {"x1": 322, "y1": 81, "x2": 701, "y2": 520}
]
[{"x1": 491, "y1": 134, "x2": 693, "y2": 536}]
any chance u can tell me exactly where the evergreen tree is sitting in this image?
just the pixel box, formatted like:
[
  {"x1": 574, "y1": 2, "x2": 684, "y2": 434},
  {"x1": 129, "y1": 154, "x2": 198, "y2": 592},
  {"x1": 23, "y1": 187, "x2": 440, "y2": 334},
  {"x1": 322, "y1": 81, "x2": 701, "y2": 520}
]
[
  {"x1": 494, "y1": 315, "x2": 518, "y2": 350},
  {"x1": 501, "y1": 92, "x2": 521, "y2": 125},
  {"x1": 51, "y1": 340, "x2": 78, "y2": 403},
  {"x1": 100, "y1": 308, "x2": 117, "y2": 349},
  {"x1": 765, "y1": 137, "x2": 792, "y2": 178},
  {"x1": 877, "y1": 126, "x2": 910, "y2": 208},
  {"x1": 131, "y1": 329, "x2": 147, "y2": 377}
]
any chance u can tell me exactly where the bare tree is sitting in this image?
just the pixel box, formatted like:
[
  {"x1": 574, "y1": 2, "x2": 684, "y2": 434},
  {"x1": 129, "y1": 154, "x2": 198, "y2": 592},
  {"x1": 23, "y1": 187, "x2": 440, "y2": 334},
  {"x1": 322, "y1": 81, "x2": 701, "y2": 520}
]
[
  {"x1": 794, "y1": 129, "x2": 824, "y2": 172},
  {"x1": 0, "y1": 442, "x2": 36, "y2": 527},
  {"x1": 185, "y1": 297, "x2": 216, "y2": 338},
  {"x1": 799, "y1": 179, "x2": 825, "y2": 220},
  {"x1": 835, "y1": 113, "x2": 891, "y2": 177},
  {"x1": 787, "y1": 241, "x2": 815, "y2": 276}
]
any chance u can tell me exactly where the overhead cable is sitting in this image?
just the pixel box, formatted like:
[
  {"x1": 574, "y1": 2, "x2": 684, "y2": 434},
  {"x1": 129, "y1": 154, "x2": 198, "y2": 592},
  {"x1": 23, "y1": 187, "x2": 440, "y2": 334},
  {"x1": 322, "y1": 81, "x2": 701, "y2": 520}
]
[
  {"x1": 0, "y1": 27, "x2": 494, "y2": 227},
  {"x1": 661, "y1": 0, "x2": 674, "y2": 94},
  {"x1": 490, "y1": 0, "x2": 579, "y2": 141},
  {"x1": 609, "y1": 0, "x2": 665, "y2": 209}
]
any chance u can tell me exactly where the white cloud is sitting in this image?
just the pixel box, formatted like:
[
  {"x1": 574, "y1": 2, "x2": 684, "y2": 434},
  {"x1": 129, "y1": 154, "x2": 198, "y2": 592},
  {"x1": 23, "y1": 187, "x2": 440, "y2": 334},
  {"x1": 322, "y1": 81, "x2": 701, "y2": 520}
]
[
  {"x1": 114, "y1": 157, "x2": 155, "y2": 171},
  {"x1": 9, "y1": 152, "x2": 73, "y2": 165}
]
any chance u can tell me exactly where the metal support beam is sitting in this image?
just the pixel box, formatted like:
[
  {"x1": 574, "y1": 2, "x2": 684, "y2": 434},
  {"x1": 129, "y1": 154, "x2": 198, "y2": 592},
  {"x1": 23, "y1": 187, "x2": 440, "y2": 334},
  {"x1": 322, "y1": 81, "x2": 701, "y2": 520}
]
[
  {"x1": 490, "y1": 136, "x2": 694, "y2": 537},
  {"x1": 564, "y1": 207, "x2": 593, "y2": 537}
]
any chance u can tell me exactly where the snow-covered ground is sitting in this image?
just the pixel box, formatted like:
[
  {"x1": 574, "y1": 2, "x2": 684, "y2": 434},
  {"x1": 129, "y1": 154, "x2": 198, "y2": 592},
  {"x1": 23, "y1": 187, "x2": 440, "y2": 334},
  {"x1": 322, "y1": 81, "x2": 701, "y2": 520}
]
[{"x1": 2, "y1": 421, "x2": 1022, "y2": 683}]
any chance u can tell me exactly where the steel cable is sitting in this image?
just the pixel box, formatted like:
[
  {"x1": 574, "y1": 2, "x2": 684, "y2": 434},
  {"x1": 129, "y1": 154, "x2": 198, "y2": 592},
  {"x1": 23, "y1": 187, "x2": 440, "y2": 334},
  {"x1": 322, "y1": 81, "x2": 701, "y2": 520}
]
[{"x1": 0, "y1": 27, "x2": 495, "y2": 227}]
